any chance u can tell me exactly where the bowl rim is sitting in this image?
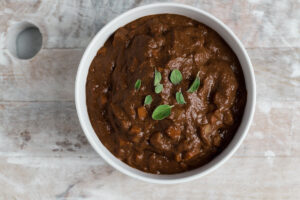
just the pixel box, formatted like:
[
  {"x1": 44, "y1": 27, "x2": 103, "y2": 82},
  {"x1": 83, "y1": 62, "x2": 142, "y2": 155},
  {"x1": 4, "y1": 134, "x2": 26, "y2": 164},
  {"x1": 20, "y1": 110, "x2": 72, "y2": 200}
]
[{"x1": 75, "y1": 2, "x2": 256, "y2": 184}]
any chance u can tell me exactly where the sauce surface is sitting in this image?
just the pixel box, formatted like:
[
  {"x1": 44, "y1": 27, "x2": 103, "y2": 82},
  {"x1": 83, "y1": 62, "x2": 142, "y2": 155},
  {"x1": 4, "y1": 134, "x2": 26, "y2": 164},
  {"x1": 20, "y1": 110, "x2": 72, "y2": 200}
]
[{"x1": 86, "y1": 14, "x2": 247, "y2": 174}]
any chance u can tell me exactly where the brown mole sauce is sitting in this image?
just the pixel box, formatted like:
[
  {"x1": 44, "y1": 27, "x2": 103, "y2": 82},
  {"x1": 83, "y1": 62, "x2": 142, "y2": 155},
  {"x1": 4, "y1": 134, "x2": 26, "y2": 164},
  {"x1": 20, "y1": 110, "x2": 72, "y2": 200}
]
[{"x1": 86, "y1": 14, "x2": 247, "y2": 174}]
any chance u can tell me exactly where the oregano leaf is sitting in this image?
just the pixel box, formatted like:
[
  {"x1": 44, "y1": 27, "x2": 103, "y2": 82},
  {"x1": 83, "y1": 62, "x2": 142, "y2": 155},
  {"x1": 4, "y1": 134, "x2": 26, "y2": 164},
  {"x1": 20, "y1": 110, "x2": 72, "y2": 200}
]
[
  {"x1": 135, "y1": 79, "x2": 141, "y2": 90},
  {"x1": 144, "y1": 95, "x2": 153, "y2": 105},
  {"x1": 176, "y1": 91, "x2": 186, "y2": 104},
  {"x1": 152, "y1": 105, "x2": 174, "y2": 120},
  {"x1": 170, "y1": 69, "x2": 182, "y2": 85},
  {"x1": 187, "y1": 72, "x2": 200, "y2": 93}
]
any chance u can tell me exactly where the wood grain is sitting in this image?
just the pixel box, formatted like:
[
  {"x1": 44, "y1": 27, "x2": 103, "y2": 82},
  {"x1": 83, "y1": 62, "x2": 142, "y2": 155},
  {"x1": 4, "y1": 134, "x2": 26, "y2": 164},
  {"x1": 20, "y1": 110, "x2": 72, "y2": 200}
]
[
  {"x1": 0, "y1": 157, "x2": 299, "y2": 199},
  {"x1": 0, "y1": 49, "x2": 83, "y2": 101},
  {"x1": 0, "y1": 101, "x2": 299, "y2": 158},
  {"x1": 0, "y1": 0, "x2": 299, "y2": 199},
  {"x1": 0, "y1": 48, "x2": 299, "y2": 102},
  {"x1": 0, "y1": 0, "x2": 299, "y2": 49}
]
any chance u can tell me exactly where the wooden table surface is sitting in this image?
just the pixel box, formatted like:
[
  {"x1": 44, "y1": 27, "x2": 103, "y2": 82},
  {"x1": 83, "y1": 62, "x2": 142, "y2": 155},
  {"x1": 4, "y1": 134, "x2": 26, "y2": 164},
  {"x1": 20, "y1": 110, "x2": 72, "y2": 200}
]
[{"x1": 0, "y1": 0, "x2": 299, "y2": 199}]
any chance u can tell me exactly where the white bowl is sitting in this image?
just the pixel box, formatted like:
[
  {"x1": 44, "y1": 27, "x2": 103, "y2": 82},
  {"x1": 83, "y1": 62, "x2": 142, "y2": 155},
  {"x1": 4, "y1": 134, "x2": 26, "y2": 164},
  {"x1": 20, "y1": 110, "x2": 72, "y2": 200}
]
[{"x1": 75, "y1": 3, "x2": 256, "y2": 184}]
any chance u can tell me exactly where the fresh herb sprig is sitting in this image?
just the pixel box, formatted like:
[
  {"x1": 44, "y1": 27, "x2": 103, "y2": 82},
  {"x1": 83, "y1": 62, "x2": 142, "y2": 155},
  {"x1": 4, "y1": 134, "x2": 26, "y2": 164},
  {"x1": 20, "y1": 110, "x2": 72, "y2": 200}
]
[{"x1": 135, "y1": 68, "x2": 201, "y2": 120}]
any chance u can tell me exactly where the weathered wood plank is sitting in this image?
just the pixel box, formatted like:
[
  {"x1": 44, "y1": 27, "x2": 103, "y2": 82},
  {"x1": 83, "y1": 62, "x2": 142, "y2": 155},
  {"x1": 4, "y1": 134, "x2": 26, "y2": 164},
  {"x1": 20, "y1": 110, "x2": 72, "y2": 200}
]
[
  {"x1": 0, "y1": 0, "x2": 299, "y2": 49},
  {"x1": 0, "y1": 101, "x2": 299, "y2": 158},
  {"x1": 0, "y1": 49, "x2": 83, "y2": 101},
  {"x1": 0, "y1": 101, "x2": 94, "y2": 157},
  {"x1": 0, "y1": 156, "x2": 299, "y2": 199},
  {"x1": 235, "y1": 101, "x2": 300, "y2": 157},
  {"x1": 249, "y1": 48, "x2": 300, "y2": 102},
  {"x1": 0, "y1": 48, "x2": 299, "y2": 102}
]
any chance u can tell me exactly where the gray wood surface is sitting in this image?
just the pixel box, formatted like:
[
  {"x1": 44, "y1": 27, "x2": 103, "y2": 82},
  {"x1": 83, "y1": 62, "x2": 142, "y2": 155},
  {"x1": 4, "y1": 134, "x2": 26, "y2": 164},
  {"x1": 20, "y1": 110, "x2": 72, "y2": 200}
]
[{"x1": 0, "y1": 0, "x2": 299, "y2": 199}]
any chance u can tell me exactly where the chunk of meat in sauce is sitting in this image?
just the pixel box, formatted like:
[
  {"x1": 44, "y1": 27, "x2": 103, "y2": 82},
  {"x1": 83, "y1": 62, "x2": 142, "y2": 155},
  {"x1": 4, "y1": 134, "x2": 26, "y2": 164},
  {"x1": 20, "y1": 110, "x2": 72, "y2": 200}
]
[{"x1": 150, "y1": 132, "x2": 172, "y2": 152}]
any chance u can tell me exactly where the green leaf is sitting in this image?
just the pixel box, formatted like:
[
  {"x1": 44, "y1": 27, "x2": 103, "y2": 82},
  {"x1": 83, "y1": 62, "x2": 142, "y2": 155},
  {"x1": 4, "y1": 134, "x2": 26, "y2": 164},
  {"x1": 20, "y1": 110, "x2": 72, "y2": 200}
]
[
  {"x1": 176, "y1": 91, "x2": 186, "y2": 104},
  {"x1": 152, "y1": 105, "x2": 174, "y2": 120},
  {"x1": 154, "y1": 69, "x2": 162, "y2": 86},
  {"x1": 170, "y1": 69, "x2": 182, "y2": 85},
  {"x1": 155, "y1": 83, "x2": 163, "y2": 94},
  {"x1": 144, "y1": 95, "x2": 153, "y2": 105},
  {"x1": 135, "y1": 79, "x2": 141, "y2": 90},
  {"x1": 187, "y1": 72, "x2": 200, "y2": 93}
]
